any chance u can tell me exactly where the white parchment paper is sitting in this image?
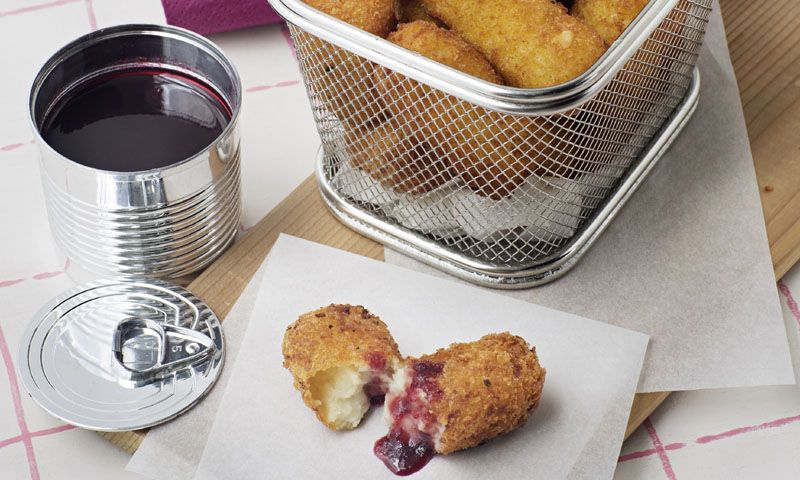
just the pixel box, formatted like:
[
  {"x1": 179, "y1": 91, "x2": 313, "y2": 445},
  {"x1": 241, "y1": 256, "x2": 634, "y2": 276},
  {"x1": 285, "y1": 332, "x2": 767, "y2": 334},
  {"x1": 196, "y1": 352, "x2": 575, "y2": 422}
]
[
  {"x1": 126, "y1": 5, "x2": 793, "y2": 479},
  {"x1": 191, "y1": 235, "x2": 648, "y2": 480},
  {"x1": 126, "y1": 257, "x2": 271, "y2": 480},
  {"x1": 385, "y1": 5, "x2": 796, "y2": 393}
]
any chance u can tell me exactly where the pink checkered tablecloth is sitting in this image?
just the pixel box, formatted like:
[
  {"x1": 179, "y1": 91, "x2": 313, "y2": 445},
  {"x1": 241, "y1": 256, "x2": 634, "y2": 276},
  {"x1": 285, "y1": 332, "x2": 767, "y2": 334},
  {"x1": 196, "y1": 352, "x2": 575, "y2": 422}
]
[{"x1": 1, "y1": 1, "x2": 799, "y2": 479}]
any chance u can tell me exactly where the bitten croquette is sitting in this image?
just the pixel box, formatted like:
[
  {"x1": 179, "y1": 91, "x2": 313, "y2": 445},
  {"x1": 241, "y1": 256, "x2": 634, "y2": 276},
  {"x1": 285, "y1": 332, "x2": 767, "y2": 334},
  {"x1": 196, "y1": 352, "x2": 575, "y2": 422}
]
[
  {"x1": 282, "y1": 304, "x2": 403, "y2": 430},
  {"x1": 387, "y1": 332, "x2": 546, "y2": 454}
]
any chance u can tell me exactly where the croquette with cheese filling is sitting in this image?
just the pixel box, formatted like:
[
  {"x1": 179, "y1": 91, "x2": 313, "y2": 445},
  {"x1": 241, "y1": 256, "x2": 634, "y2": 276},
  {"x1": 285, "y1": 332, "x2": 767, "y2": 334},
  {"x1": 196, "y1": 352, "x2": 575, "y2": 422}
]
[
  {"x1": 375, "y1": 332, "x2": 545, "y2": 474},
  {"x1": 282, "y1": 304, "x2": 403, "y2": 430}
]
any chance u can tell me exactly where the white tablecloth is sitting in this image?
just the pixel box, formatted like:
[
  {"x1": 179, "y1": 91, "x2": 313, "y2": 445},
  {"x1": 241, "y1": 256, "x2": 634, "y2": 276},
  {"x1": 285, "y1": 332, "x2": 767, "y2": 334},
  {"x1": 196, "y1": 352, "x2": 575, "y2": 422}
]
[{"x1": 0, "y1": 1, "x2": 797, "y2": 479}]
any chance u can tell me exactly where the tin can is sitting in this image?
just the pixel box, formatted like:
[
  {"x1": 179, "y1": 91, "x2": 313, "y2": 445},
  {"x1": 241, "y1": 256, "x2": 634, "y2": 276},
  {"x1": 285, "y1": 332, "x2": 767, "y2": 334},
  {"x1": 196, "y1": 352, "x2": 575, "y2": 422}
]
[{"x1": 29, "y1": 24, "x2": 242, "y2": 279}]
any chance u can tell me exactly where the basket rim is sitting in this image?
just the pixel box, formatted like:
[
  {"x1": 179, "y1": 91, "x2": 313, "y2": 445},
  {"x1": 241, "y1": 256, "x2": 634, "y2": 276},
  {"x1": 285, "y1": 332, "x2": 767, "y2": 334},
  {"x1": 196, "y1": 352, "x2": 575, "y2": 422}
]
[{"x1": 266, "y1": 0, "x2": 691, "y2": 115}]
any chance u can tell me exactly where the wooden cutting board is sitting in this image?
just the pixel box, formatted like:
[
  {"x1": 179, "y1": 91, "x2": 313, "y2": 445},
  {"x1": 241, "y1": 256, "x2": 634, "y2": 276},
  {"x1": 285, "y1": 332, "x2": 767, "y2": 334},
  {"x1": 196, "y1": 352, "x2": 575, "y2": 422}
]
[{"x1": 101, "y1": 0, "x2": 800, "y2": 454}]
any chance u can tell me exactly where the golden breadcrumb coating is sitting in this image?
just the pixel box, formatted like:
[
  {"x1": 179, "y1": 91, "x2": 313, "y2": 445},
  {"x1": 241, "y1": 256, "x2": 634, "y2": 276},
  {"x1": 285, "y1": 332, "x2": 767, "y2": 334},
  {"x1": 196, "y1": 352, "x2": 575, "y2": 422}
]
[
  {"x1": 452, "y1": 123, "x2": 569, "y2": 200},
  {"x1": 395, "y1": 0, "x2": 445, "y2": 26},
  {"x1": 572, "y1": 0, "x2": 650, "y2": 44},
  {"x1": 422, "y1": 0, "x2": 607, "y2": 88},
  {"x1": 282, "y1": 304, "x2": 402, "y2": 430},
  {"x1": 304, "y1": 0, "x2": 396, "y2": 37},
  {"x1": 581, "y1": 0, "x2": 683, "y2": 128},
  {"x1": 294, "y1": 29, "x2": 386, "y2": 132},
  {"x1": 376, "y1": 21, "x2": 535, "y2": 199},
  {"x1": 301, "y1": 0, "x2": 395, "y2": 130},
  {"x1": 403, "y1": 332, "x2": 545, "y2": 454},
  {"x1": 385, "y1": 332, "x2": 546, "y2": 454},
  {"x1": 347, "y1": 118, "x2": 455, "y2": 194},
  {"x1": 376, "y1": 21, "x2": 575, "y2": 198},
  {"x1": 386, "y1": 21, "x2": 503, "y2": 84}
]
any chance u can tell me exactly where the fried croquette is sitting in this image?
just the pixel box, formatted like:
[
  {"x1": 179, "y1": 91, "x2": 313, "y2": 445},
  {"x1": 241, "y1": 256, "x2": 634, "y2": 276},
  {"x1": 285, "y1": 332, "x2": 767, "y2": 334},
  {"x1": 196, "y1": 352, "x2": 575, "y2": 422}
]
[
  {"x1": 394, "y1": 0, "x2": 443, "y2": 25},
  {"x1": 583, "y1": 0, "x2": 684, "y2": 128},
  {"x1": 422, "y1": 0, "x2": 607, "y2": 88},
  {"x1": 386, "y1": 20, "x2": 503, "y2": 84},
  {"x1": 282, "y1": 304, "x2": 403, "y2": 430},
  {"x1": 296, "y1": 30, "x2": 386, "y2": 131},
  {"x1": 301, "y1": 0, "x2": 395, "y2": 130},
  {"x1": 377, "y1": 21, "x2": 573, "y2": 198},
  {"x1": 375, "y1": 20, "x2": 527, "y2": 195},
  {"x1": 572, "y1": 0, "x2": 650, "y2": 44},
  {"x1": 374, "y1": 333, "x2": 545, "y2": 474},
  {"x1": 347, "y1": 118, "x2": 455, "y2": 194},
  {"x1": 305, "y1": 0, "x2": 396, "y2": 37}
]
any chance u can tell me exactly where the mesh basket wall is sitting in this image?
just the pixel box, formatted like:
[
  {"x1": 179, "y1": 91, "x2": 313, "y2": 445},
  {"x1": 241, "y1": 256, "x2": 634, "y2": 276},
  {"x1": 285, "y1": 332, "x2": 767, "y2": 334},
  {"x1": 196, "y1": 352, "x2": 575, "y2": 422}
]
[{"x1": 291, "y1": 0, "x2": 713, "y2": 270}]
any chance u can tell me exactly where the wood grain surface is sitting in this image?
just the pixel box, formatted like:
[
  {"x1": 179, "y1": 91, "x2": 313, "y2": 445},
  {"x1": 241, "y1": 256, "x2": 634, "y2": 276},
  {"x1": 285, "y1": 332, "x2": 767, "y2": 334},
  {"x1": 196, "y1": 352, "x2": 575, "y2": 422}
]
[
  {"x1": 103, "y1": 0, "x2": 800, "y2": 458},
  {"x1": 722, "y1": 0, "x2": 800, "y2": 278}
]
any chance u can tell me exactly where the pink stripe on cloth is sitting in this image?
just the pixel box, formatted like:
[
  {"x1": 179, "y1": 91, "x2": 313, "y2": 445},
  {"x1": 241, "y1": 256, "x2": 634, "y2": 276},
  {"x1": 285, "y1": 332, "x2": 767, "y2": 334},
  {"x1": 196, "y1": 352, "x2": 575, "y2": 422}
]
[
  {"x1": 644, "y1": 418, "x2": 679, "y2": 480},
  {"x1": 161, "y1": 0, "x2": 282, "y2": 35},
  {"x1": 1, "y1": 143, "x2": 26, "y2": 152},
  {"x1": 0, "y1": 0, "x2": 81, "y2": 18},
  {"x1": 0, "y1": 324, "x2": 40, "y2": 479},
  {"x1": 0, "y1": 279, "x2": 25, "y2": 288},
  {"x1": 778, "y1": 281, "x2": 800, "y2": 332},
  {"x1": 696, "y1": 414, "x2": 800, "y2": 445},
  {"x1": 83, "y1": 0, "x2": 97, "y2": 31},
  {"x1": 618, "y1": 443, "x2": 686, "y2": 463}
]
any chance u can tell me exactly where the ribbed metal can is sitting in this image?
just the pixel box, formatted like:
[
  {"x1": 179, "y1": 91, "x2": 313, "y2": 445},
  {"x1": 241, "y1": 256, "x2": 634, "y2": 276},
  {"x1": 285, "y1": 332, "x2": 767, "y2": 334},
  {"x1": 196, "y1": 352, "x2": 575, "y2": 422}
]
[{"x1": 29, "y1": 24, "x2": 242, "y2": 279}]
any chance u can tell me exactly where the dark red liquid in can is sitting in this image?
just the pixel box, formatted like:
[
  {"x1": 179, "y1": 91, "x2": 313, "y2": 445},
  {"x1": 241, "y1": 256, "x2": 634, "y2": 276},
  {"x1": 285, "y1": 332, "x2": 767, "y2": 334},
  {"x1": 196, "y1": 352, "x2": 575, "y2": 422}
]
[{"x1": 41, "y1": 69, "x2": 231, "y2": 172}]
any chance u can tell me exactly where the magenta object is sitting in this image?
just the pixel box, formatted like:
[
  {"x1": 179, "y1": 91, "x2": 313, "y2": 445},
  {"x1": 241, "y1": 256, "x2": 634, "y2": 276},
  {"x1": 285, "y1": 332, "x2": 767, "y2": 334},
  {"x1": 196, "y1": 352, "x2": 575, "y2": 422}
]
[{"x1": 161, "y1": 0, "x2": 282, "y2": 35}]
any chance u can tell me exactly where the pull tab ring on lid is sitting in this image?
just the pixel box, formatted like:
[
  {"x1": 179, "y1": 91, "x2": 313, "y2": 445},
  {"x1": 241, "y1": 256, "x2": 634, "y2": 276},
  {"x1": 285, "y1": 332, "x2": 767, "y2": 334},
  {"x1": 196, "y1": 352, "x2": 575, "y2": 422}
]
[
  {"x1": 17, "y1": 280, "x2": 225, "y2": 431},
  {"x1": 113, "y1": 318, "x2": 217, "y2": 379}
]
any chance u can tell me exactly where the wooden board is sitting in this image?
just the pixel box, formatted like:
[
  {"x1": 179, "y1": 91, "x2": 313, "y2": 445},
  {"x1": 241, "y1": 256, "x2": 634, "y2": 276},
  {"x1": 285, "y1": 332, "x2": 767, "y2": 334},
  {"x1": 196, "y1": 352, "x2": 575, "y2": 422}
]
[
  {"x1": 102, "y1": 0, "x2": 800, "y2": 456},
  {"x1": 721, "y1": 0, "x2": 800, "y2": 278},
  {"x1": 100, "y1": 175, "x2": 671, "y2": 453}
]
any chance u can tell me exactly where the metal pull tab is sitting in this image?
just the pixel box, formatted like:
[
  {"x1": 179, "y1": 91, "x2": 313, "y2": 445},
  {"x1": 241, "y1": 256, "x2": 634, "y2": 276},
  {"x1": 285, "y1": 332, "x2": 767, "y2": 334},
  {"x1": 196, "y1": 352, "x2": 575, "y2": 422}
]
[{"x1": 113, "y1": 318, "x2": 216, "y2": 382}]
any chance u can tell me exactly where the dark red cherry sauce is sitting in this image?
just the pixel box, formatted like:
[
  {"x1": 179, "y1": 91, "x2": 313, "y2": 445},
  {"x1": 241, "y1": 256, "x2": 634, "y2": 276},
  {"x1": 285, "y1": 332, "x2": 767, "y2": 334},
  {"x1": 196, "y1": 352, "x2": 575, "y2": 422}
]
[
  {"x1": 364, "y1": 352, "x2": 389, "y2": 405},
  {"x1": 374, "y1": 424, "x2": 436, "y2": 476},
  {"x1": 374, "y1": 361, "x2": 444, "y2": 476},
  {"x1": 364, "y1": 377, "x2": 387, "y2": 406},
  {"x1": 41, "y1": 69, "x2": 231, "y2": 172}
]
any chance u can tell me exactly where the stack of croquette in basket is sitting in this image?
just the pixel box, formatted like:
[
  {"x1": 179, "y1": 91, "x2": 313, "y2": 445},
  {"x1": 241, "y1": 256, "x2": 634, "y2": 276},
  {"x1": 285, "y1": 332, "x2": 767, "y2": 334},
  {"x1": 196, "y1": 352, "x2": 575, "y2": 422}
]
[{"x1": 303, "y1": 0, "x2": 649, "y2": 200}]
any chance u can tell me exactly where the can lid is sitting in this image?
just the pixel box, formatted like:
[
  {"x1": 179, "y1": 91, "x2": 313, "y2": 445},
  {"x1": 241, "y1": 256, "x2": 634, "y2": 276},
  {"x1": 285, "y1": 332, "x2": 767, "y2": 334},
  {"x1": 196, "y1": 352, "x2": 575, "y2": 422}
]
[{"x1": 17, "y1": 280, "x2": 225, "y2": 431}]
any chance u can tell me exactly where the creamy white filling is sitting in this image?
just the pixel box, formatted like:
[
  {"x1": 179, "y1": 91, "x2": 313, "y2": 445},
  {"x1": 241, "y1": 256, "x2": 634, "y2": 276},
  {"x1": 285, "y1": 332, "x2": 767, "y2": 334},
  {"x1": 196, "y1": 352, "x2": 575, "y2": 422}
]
[
  {"x1": 310, "y1": 365, "x2": 372, "y2": 430},
  {"x1": 310, "y1": 358, "x2": 402, "y2": 430},
  {"x1": 383, "y1": 366, "x2": 411, "y2": 423},
  {"x1": 383, "y1": 366, "x2": 444, "y2": 450}
]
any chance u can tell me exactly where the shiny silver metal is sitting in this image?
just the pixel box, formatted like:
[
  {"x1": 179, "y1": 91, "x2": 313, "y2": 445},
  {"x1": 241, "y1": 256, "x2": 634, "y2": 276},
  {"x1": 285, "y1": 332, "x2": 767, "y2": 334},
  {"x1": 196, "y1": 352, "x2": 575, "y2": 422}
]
[
  {"x1": 17, "y1": 280, "x2": 224, "y2": 431},
  {"x1": 29, "y1": 24, "x2": 242, "y2": 279},
  {"x1": 270, "y1": 0, "x2": 713, "y2": 288},
  {"x1": 319, "y1": 69, "x2": 701, "y2": 288}
]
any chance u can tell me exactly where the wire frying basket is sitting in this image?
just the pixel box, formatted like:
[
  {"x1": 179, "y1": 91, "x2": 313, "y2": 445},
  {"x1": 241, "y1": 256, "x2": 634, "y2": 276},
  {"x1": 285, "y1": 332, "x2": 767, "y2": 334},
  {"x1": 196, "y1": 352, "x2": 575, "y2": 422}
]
[{"x1": 269, "y1": 0, "x2": 714, "y2": 288}]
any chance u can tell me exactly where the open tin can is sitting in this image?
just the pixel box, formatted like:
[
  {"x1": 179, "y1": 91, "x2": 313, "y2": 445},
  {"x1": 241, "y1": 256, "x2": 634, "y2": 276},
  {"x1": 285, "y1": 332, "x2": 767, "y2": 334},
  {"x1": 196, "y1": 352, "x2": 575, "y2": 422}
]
[
  {"x1": 29, "y1": 24, "x2": 242, "y2": 280},
  {"x1": 20, "y1": 25, "x2": 237, "y2": 431}
]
